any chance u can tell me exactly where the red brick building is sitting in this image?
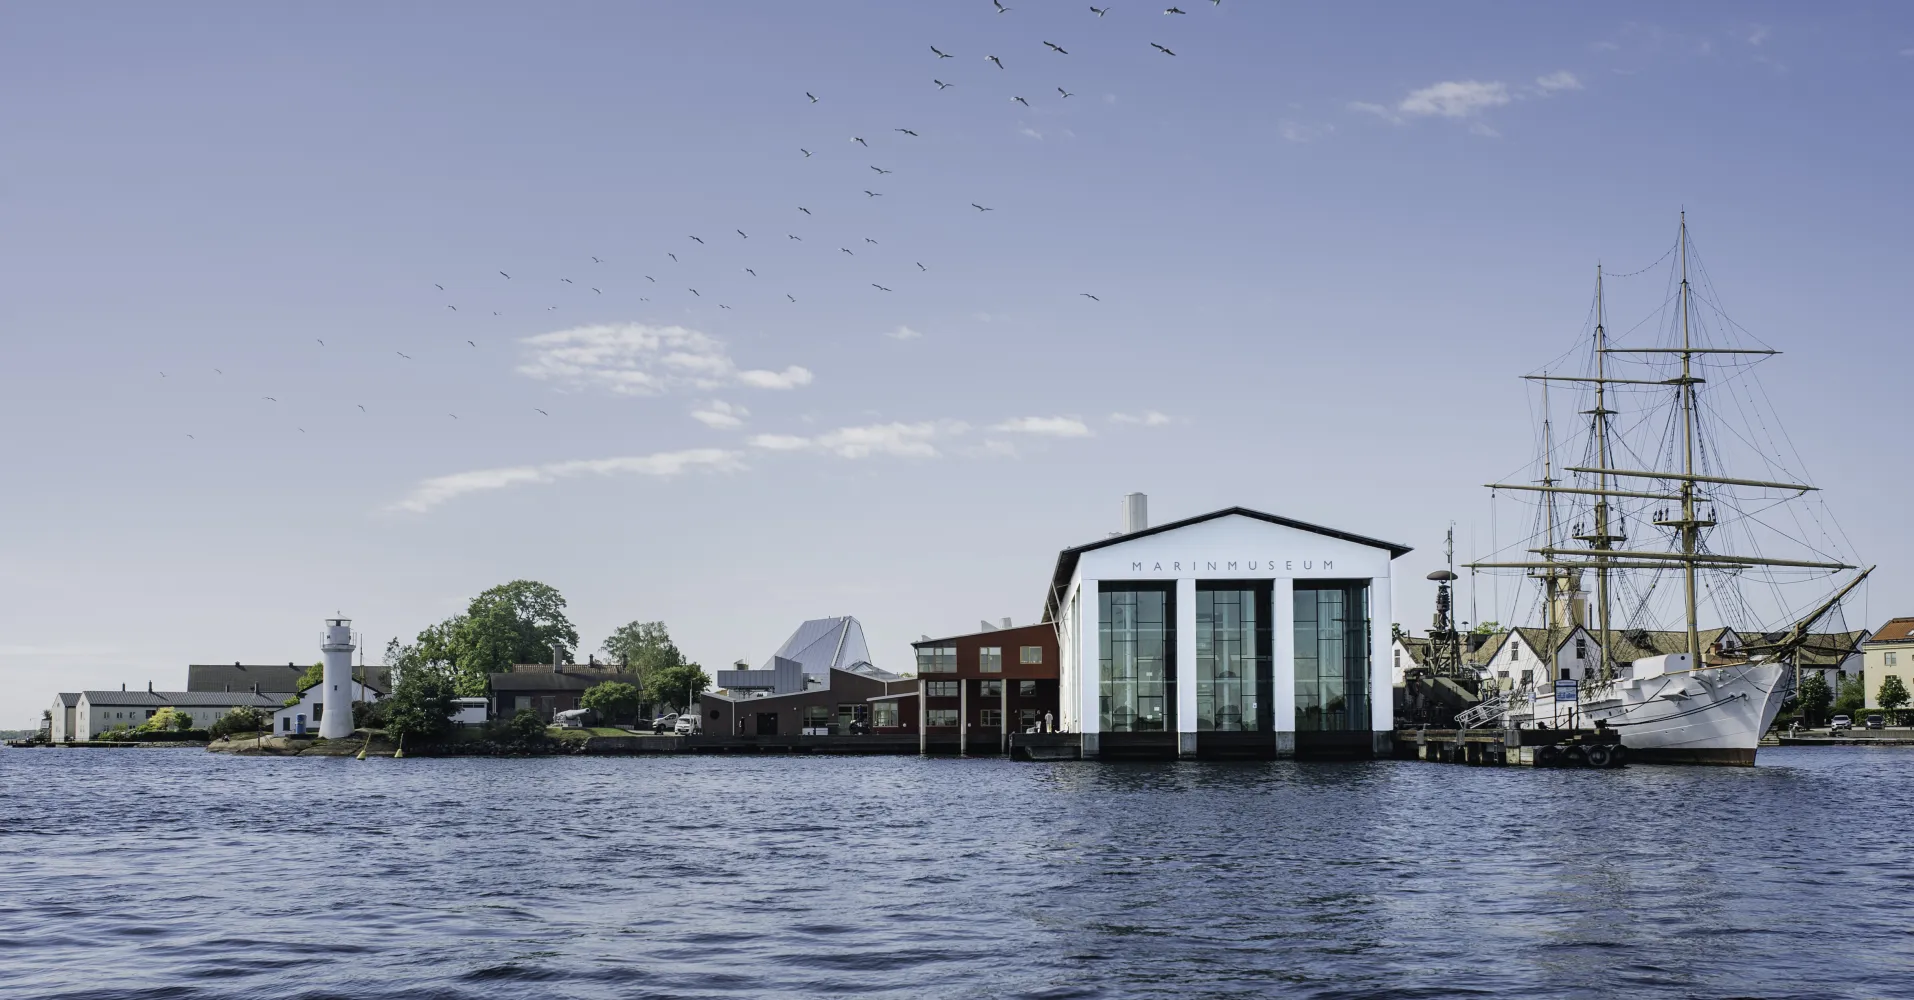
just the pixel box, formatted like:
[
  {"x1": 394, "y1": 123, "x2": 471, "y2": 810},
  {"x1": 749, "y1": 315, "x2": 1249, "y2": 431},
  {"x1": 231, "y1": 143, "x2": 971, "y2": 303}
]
[{"x1": 911, "y1": 621, "x2": 1060, "y2": 754}]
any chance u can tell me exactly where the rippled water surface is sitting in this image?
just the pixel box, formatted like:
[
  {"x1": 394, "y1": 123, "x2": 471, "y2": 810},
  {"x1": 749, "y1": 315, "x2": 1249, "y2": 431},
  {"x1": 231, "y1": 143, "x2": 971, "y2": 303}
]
[{"x1": 3, "y1": 747, "x2": 1912, "y2": 999}]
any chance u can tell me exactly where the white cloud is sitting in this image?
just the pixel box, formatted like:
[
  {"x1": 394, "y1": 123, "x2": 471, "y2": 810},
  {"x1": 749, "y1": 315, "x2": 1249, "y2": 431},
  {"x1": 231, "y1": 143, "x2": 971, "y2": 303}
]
[
  {"x1": 1348, "y1": 100, "x2": 1402, "y2": 124},
  {"x1": 1398, "y1": 80, "x2": 1511, "y2": 118},
  {"x1": 1019, "y1": 126, "x2": 1045, "y2": 140},
  {"x1": 691, "y1": 400, "x2": 748, "y2": 429},
  {"x1": 1739, "y1": 24, "x2": 1771, "y2": 47},
  {"x1": 748, "y1": 420, "x2": 968, "y2": 459},
  {"x1": 518, "y1": 323, "x2": 810, "y2": 396},
  {"x1": 992, "y1": 416, "x2": 1093, "y2": 438},
  {"x1": 1534, "y1": 70, "x2": 1583, "y2": 93},
  {"x1": 886, "y1": 326, "x2": 924, "y2": 340},
  {"x1": 966, "y1": 440, "x2": 1020, "y2": 459},
  {"x1": 1901, "y1": 47, "x2": 1914, "y2": 58},
  {"x1": 1109, "y1": 410, "x2": 1172, "y2": 426},
  {"x1": 1279, "y1": 120, "x2": 1334, "y2": 143},
  {"x1": 391, "y1": 448, "x2": 743, "y2": 513}
]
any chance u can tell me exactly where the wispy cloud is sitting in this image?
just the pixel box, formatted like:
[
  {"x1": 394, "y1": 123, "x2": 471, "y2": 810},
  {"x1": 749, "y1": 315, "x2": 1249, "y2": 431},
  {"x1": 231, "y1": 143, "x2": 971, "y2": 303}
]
[
  {"x1": 1279, "y1": 120, "x2": 1335, "y2": 143},
  {"x1": 1533, "y1": 71, "x2": 1583, "y2": 93},
  {"x1": 391, "y1": 449, "x2": 744, "y2": 513},
  {"x1": 1738, "y1": 23, "x2": 1771, "y2": 47},
  {"x1": 1901, "y1": 47, "x2": 1914, "y2": 58},
  {"x1": 518, "y1": 323, "x2": 811, "y2": 396},
  {"x1": 749, "y1": 420, "x2": 969, "y2": 459},
  {"x1": 1109, "y1": 410, "x2": 1172, "y2": 426},
  {"x1": 886, "y1": 325, "x2": 924, "y2": 340},
  {"x1": 992, "y1": 416, "x2": 1093, "y2": 438},
  {"x1": 1353, "y1": 71, "x2": 1581, "y2": 132},
  {"x1": 691, "y1": 400, "x2": 748, "y2": 429}
]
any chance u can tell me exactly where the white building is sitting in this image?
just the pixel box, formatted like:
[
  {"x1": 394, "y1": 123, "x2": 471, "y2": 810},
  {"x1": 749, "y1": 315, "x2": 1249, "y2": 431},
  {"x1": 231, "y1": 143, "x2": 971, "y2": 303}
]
[
  {"x1": 271, "y1": 676, "x2": 386, "y2": 736},
  {"x1": 57, "y1": 687, "x2": 283, "y2": 741},
  {"x1": 1044, "y1": 496, "x2": 1410, "y2": 759}
]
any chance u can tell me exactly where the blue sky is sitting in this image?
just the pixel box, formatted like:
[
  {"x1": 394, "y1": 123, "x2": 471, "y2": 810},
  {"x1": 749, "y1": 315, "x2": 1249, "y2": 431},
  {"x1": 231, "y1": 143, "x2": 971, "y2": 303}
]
[{"x1": 4, "y1": 2, "x2": 1911, "y2": 723}]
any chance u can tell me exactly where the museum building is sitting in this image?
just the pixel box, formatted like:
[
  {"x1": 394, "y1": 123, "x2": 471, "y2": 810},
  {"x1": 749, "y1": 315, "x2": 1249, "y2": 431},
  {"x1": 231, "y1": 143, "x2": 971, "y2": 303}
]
[{"x1": 1044, "y1": 495, "x2": 1410, "y2": 759}]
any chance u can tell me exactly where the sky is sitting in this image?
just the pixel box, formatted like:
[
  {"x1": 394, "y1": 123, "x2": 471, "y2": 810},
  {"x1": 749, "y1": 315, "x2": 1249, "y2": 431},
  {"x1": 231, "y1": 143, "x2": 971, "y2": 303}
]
[{"x1": 4, "y1": 2, "x2": 1912, "y2": 726}]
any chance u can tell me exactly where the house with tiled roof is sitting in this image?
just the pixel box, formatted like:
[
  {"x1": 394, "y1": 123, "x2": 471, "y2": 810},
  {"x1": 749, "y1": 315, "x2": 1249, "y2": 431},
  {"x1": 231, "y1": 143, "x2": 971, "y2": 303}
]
[
  {"x1": 1863, "y1": 617, "x2": 1914, "y2": 712},
  {"x1": 55, "y1": 685, "x2": 283, "y2": 741}
]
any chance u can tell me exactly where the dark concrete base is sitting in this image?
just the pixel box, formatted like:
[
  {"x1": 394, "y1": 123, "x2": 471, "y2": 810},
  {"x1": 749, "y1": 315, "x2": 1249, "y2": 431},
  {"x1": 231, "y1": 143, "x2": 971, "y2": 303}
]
[
  {"x1": 1294, "y1": 730, "x2": 1379, "y2": 759},
  {"x1": 1627, "y1": 746, "x2": 1757, "y2": 767}
]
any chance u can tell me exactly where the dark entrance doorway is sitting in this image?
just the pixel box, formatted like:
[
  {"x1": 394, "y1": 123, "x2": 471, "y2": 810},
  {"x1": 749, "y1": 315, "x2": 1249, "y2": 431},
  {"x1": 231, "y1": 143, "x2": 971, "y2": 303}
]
[{"x1": 755, "y1": 712, "x2": 780, "y2": 736}]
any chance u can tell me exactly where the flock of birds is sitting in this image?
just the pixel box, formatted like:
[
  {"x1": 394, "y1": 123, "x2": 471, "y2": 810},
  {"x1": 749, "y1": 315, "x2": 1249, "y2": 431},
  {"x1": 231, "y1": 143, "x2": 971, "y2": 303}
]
[{"x1": 169, "y1": 3, "x2": 1226, "y2": 438}]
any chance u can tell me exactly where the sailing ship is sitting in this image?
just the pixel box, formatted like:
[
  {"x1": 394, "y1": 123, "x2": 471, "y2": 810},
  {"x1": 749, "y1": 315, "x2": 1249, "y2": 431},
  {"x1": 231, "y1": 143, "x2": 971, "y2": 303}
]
[{"x1": 1464, "y1": 215, "x2": 1869, "y2": 766}]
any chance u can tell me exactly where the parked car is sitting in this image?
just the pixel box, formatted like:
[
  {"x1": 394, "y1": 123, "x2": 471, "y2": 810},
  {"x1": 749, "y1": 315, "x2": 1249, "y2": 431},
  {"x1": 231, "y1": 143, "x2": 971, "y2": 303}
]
[
  {"x1": 1829, "y1": 715, "x2": 1852, "y2": 733},
  {"x1": 1865, "y1": 714, "x2": 1885, "y2": 730},
  {"x1": 650, "y1": 713, "x2": 679, "y2": 734},
  {"x1": 673, "y1": 715, "x2": 699, "y2": 736}
]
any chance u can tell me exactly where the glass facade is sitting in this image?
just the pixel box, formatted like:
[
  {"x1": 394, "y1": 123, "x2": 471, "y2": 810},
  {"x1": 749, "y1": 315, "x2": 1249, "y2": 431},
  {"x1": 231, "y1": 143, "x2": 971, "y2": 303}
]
[
  {"x1": 1099, "y1": 585, "x2": 1173, "y2": 732},
  {"x1": 916, "y1": 647, "x2": 957, "y2": 673},
  {"x1": 926, "y1": 708, "x2": 958, "y2": 727},
  {"x1": 979, "y1": 647, "x2": 1002, "y2": 673},
  {"x1": 1294, "y1": 582, "x2": 1371, "y2": 731},
  {"x1": 926, "y1": 680, "x2": 959, "y2": 698},
  {"x1": 1196, "y1": 584, "x2": 1270, "y2": 731},
  {"x1": 873, "y1": 702, "x2": 898, "y2": 728},
  {"x1": 1020, "y1": 646, "x2": 1044, "y2": 664}
]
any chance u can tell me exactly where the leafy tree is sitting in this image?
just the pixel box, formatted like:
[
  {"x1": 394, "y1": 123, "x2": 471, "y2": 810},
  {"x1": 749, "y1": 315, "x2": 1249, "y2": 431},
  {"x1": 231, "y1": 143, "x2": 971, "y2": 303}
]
[
  {"x1": 509, "y1": 708, "x2": 548, "y2": 745},
  {"x1": 210, "y1": 706, "x2": 263, "y2": 739},
  {"x1": 383, "y1": 663, "x2": 459, "y2": 744},
  {"x1": 1471, "y1": 621, "x2": 1502, "y2": 635},
  {"x1": 1834, "y1": 674, "x2": 1867, "y2": 719},
  {"x1": 601, "y1": 620, "x2": 685, "y2": 683},
  {"x1": 139, "y1": 706, "x2": 194, "y2": 733},
  {"x1": 295, "y1": 661, "x2": 325, "y2": 692},
  {"x1": 1795, "y1": 672, "x2": 1833, "y2": 726},
  {"x1": 581, "y1": 681, "x2": 643, "y2": 725},
  {"x1": 648, "y1": 663, "x2": 710, "y2": 713},
  {"x1": 1879, "y1": 674, "x2": 1910, "y2": 722},
  {"x1": 415, "y1": 581, "x2": 579, "y2": 696}
]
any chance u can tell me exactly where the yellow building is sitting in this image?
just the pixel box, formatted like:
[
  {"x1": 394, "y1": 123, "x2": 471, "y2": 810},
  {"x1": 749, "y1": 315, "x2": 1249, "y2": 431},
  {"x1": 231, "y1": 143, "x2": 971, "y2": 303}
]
[{"x1": 1862, "y1": 617, "x2": 1914, "y2": 711}]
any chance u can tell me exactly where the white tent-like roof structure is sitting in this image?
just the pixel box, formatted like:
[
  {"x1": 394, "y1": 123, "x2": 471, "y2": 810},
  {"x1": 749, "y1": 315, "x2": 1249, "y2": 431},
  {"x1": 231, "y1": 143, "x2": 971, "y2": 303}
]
[{"x1": 766, "y1": 616, "x2": 873, "y2": 681}]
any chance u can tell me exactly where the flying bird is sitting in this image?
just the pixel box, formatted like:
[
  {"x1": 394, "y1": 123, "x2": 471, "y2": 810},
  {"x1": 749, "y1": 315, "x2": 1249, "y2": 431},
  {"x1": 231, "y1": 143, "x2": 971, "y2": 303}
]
[
  {"x1": 592, "y1": 256, "x2": 602, "y2": 263},
  {"x1": 987, "y1": 55, "x2": 1004, "y2": 69},
  {"x1": 1091, "y1": 5, "x2": 1108, "y2": 14},
  {"x1": 499, "y1": 271, "x2": 511, "y2": 278},
  {"x1": 1164, "y1": 6, "x2": 1185, "y2": 12},
  {"x1": 645, "y1": 275, "x2": 655, "y2": 282},
  {"x1": 186, "y1": 434, "x2": 194, "y2": 439},
  {"x1": 467, "y1": 339, "x2": 477, "y2": 346},
  {"x1": 357, "y1": 404, "x2": 366, "y2": 411},
  {"x1": 262, "y1": 396, "x2": 276, "y2": 402},
  {"x1": 872, "y1": 284, "x2": 892, "y2": 292},
  {"x1": 737, "y1": 229, "x2": 748, "y2": 238},
  {"x1": 993, "y1": 0, "x2": 1011, "y2": 12},
  {"x1": 1044, "y1": 41, "x2": 1068, "y2": 54},
  {"x1": 865, "y1": 190, "x2": 882, "y2": 197},
  {"x1": 396, "y1": 352, "x2": 412, "y2": 359},
  {"x1": 448, "y1": 414, "x2": 458, "y2": 420},
  {"x1": 316, "y1": 339, "x2": 325, "y2": 347},
  {"x1": 591, "y1": 288, "x2": 600, "y2": 294},
  {"x1": 214, "y1": 369, "x2": 222, "y2": 374},
  {"x1": 447, "y1": 304, "x2": 457, "y2": 310},
  {"x1": 744, "y1": 268, "x2": 756, "y2": 276},
  {"x1": 931, "y1": 45, "x2": 953, "y2": 58},
  {"x1": 719, "y1": 304, "x2": 732, "y2": 310},
  {"x1": 786, "y1": 294, "x2": 796, "y2": 302},
  {"x1": 799, "y1": 206, "x2": 812, "y2": 214},
  {"x1": 800, "y1": 148, "x2": 812, "y2": 157},
  {"x1": 492, "y1": 311, "x2": 500, "y2": 315},
  {"x1": 972, "y1": 203, "x2": 994, "y2": 211},
  {"x1": 865, "y1": 237, "x2": 879, "y2": 244},
  {"x1": 896, "y1": 128, "x2": 919, "y2": 136},
  {"x1": 934, "y1": 79, "x2": 953, "y2": 89},
  {"x1": 298, "y1": 428, "x2": 306, "y2": 433},
  {"x1": 871, "y1": 165, "x2": 891, "y2": 174},
  {"x1": 1059, "y1": 87, "x2": 1075, "y2": 98},
  {"x1": 1081, "y1": 293, "x2": 1101, "y2": 301},
  {"x1": 852, "y1": 136, "x2": 868, "y2": 146},
  {"x1": 1152, "y1": 42, "x2": 1177, "y2": 55},
  {"x1": 689, "y1": 288, "x2": 700, "y2": 296},
  {"x1": 788, "y1": 234, "x2": 802, "y2": 241},
  {"x1": 535, "y1": 408, "x2": 548, "y2": 416},
  {"x1": 916, "y1": 262, "x2": 927, "y2": 271},
  {"x1": 689, "y1": 235, "x2": 704, "y2": 244},
  {"x1": 1013, "y1": 96, "x2": 1030, "y2": 106},
  {"x1": 806, "y1": 92, "x2": 818, "y2": 103},
  {"x1": 561, "y1": 278, "x2": 572, "y2": 283},
  {"x1": 434, "y1": 283, "x2": 444, "y2": 290},
  {"x1": 668, "y1": 253, "x2": 678, "y2": 261},
  {"x1": 841, "y1": 247, "x2": 855, "y2": 255}
]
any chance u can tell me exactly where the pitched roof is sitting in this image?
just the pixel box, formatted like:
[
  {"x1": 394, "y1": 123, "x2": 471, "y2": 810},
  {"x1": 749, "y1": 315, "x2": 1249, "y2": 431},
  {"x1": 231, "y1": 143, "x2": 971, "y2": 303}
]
[
  {"x1": 1867, "y1": 617, "x2": 1914, "y2": 644},
  {"x1": 187, "y1": 663, "x2": 307, "y2": 693},
  {"x1": 55, "y1": 692, "x2": 79, "y2": 707},
  {"x1": 1044, "y1": 507, "x2": 1412, "y2": 621},
  {"x1": 1397, "y1": 634, "x2": 1503, "y2": 671},
  {"x1": 80, "y1": 690, "x2": 282, "y2": 708},
  {"x1": 768, "y1": 617, "x2": 873, "y2": 677},
  {"x1": 488, "y1": 670, "x2": 625, "y2": 692},
  {"x1": 80, "y1": 690, "x2": 167, "y2": 706}
]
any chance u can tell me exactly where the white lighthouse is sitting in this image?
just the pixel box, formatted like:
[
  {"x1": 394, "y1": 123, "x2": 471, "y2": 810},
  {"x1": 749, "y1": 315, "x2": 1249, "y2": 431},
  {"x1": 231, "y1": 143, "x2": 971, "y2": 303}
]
[{"x1": 319, "y1": 617, "x2": 356, "y2": 739}]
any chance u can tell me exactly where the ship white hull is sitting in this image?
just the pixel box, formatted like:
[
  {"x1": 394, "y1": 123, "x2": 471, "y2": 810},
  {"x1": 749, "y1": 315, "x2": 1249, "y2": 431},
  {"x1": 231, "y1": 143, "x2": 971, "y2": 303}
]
[{"x1": 1510, "y1": 655, "x2": 1789, "y2": 767}]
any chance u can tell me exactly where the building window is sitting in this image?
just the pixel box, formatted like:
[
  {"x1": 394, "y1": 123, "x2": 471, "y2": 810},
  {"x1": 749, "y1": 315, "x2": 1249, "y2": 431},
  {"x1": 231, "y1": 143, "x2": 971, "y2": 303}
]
[
  {"x1": 916, "y1": 647, "x2": 958, "y2": 673},
  {"x1": 1100, "y1": 584, "x2": 1172, "y2": 732},
  {"x1": 1510, "y1": 643, "x2": 1520, "y2": 662},
  {"x1": 1020, "y1": 646, "x2": 1043, "y2": 664},
  {"x1": 1889, "y1": 652, "x2": 1900, "y2": 667},
  {"x1": 1393, "y1": 649, "x2": 1401, "y2": 670},
  {"x1": 1575, "y1": 637, "x2": 1587, "y2": 659},
  {"x1": 926, "y1": 681, "x2": 959, "y2": 698},
  {"x1": 1197, "y1": 584, "x2": 1269, "y2": 732},
  {"x1": 978, "y1": 708, "x2": 1003, "y2": 728},
  {"x1": 873, "y1": 702, "x2": 899, "y2": 728},
  {"x1": 978, "y1": 680, "x2": 1004, "y2": 698},
  {"x1": 1018, "y1": 680, "x2": 1037, "y2": 698},
  {"x1": 979, "y1": 647, "x2": 1003, "y2": 673},
  {"x1": 1294, "y1": 582, "x2": 1370, "y2": 732},
  {"x1": 802, "y1": 705, "x2": 831, "y2": 730},
  {"x1": 836, "y1": 703, "x2": 870, "y2": 730},
  {"x1": 1520, "y1": 670, "x2": 1533, "y2": 686},
  {"x1": 926, "y1": 708, "x2": 959, "y2": 727}
]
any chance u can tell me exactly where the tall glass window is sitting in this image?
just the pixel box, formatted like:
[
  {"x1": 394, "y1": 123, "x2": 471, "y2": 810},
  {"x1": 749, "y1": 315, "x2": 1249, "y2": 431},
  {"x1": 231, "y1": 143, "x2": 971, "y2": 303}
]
[
  {"x1": 1294, "y1": 582, "x2": 1370, "y2": 731},
  {"x1": 1099, "y1": 585, "x2": 1173, "y2": 732},
  {"x1": 979, "y1": 647, "x2": 1003, "y2": 673},
  {"x1": 1197, "y1": 585, "x2": 1270, "y2": 731}
]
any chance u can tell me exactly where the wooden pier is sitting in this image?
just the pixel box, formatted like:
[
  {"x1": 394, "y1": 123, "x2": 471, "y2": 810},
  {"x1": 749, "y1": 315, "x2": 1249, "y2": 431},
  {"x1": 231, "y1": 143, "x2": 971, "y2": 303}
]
[{"x1": 1392, "y1": 726, "x2": 1628, "y2": 768}]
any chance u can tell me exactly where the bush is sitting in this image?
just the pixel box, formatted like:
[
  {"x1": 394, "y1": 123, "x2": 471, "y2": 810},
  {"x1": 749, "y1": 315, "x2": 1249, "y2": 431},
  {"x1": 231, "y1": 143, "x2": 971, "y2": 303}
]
[
  {"x1": 138, "y1": 707, "x2": 194, "y2": 733},
  {"x1": 384, "y1": 665, "x2": 459, "y2": 744},
  {"x1": 483, "y1": 709, "x2": 550, "y2": 748},
  {"x1": 210, "y1": 706, "x2": 264, "y2": 739},
  {"x1": 580, "y1": 681, "x2": 642, "y2": 725},
  {"x1": 354, "y1": 700, "x2": 390, "y2": 731}
]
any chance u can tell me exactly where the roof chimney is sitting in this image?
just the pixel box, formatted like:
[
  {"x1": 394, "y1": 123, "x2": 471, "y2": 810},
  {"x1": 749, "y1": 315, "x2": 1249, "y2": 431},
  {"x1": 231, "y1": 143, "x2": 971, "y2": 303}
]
[
  {"x1": 1001, "y1": 617, "x2": 1012, "y2": 629},
  {"x1": 147, "y1": 681, "x2": 153, "y2": 693},
  {"x1": 1122, "y1": 492, "x2": 1148, "y2": 534},
  {"x1": 551, "y1": 643, "x2": 564, "y2": 673}
]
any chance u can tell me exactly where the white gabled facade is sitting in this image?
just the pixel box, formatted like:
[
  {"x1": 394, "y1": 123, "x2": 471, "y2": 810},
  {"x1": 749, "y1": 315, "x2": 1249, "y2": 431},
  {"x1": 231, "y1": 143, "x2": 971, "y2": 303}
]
[{"x1": 1047, "y1": 505, "x2": 1410, "y2": 758}]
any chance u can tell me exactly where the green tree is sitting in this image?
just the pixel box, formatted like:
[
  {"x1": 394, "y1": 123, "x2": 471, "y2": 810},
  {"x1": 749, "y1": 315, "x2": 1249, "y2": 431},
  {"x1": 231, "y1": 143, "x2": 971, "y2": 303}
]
[
  {"x1": 1834, "y1": 674, "x2": 1867, "y2": 719},
  {"x1": 383, "y1": 663, "x2": 459, "y2": 744},
  {"x1": 1471, "y1": 621, "x2": 1501, "y2": 635},
  {"x1": 581, "y1": 681, "x2": 644, "y2": 725},
  {"x1": 1878, "y1": 674, "x2": 1910, "y2": 722},
  {"x1": 417, "y1": 581, "x2": 580, "y2": 696},
  {"x1": 1796, "y1": 672, "x2": 1833, "y2": 726},
  {"x1": 210, "y1": 706, "x2": 263, "y2": 739},
  {"x1": 509, "y1": 708, "x2": 548, "y2": 745},
  {"x1": 648, "y1": 662, "x2": 710, "y2": 713},
  {"x1": 294, "y1": 661, "x2": 325, "y2": 692},
  {"x1": 601, "y1": 620, "x2": 685, "y2": 684},
  {"x1": 139, "y1": 706, "x2": 194, "y2": 733}
]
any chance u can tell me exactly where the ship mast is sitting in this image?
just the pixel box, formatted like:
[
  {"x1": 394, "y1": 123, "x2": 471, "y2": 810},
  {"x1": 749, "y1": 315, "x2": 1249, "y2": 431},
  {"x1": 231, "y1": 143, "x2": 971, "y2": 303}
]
[
  {"x1": 1592, "y1": 265, "x2": 1615, "y2": 681},
  {"x1": 1677, "y1": 213, "x2": 1702, "y2": 663}
]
